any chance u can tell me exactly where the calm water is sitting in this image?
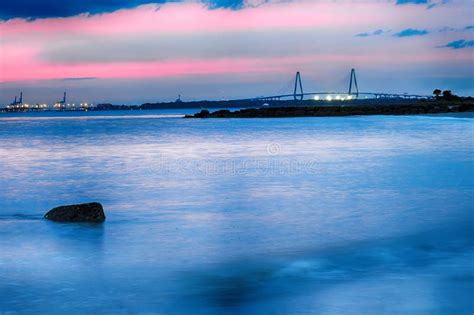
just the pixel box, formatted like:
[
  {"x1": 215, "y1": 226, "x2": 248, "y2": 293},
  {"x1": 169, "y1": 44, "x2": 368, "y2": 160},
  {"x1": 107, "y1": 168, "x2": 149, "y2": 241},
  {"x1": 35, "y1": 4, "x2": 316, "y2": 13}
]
[{"x1": 0, "y1": 110, "x2": 473, "y2": 314}]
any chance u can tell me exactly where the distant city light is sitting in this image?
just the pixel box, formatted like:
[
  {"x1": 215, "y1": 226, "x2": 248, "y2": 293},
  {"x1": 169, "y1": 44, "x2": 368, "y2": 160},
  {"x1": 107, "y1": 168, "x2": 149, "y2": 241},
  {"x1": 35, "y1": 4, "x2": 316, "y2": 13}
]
[
  {"x1": 325, "y1": 95, "x2": 332, "y2": 101},
  {"x1": 313, "y1": 95, "x2": 320, "y2": 101}
]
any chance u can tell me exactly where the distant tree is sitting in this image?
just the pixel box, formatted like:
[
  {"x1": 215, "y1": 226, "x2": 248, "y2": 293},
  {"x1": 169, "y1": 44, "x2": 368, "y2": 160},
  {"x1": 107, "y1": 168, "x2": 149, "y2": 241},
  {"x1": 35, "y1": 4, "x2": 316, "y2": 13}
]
[
  {"x1": 442, "y1": 90, "x2": 453, "y2": 99},
  {"x1": 433, "y1": 89, "x2": 442, "y2": 98}
]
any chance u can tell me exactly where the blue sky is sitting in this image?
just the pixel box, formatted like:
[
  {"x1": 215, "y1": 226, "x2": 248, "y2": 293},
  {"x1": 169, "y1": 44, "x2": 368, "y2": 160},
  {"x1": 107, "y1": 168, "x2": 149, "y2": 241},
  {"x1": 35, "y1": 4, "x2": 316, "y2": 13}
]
[{"x1": 0, "y1": 0, "x2": 473, "y2": 104}]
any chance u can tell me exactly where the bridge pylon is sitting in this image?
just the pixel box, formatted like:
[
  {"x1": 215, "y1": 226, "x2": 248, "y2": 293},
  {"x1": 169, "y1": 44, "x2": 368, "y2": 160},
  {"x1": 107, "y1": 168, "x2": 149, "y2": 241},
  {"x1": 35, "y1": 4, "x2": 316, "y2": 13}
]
[
  {"x1": 348, "y1": 68, "x2": 359, "y2": 98},
  {"x1": 293, "y1": 71, "x2": 304, "y2": 101}
]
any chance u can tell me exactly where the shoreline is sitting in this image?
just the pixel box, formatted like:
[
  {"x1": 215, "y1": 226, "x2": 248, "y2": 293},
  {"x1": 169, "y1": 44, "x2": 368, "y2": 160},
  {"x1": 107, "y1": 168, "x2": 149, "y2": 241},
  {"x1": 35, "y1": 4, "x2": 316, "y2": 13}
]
[{"x1": 185, "y1": 101, "x2": 474, "y2": 119}]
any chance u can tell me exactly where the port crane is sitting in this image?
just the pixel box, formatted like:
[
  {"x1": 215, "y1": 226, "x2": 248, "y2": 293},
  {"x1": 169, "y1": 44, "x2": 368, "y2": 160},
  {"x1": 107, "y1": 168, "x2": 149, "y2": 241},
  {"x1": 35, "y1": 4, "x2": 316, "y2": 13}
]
[
  {"x1": 54, "y1": 92, "x2": 67, "y2": 109},
  {"x1": 10, "y1": 92, "x2": 23, "y2": 106}
]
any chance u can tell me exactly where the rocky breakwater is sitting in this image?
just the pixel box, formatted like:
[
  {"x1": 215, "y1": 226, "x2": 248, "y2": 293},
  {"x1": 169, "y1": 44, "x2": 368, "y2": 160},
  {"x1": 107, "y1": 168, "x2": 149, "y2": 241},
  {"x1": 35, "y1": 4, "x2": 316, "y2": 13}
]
[{"x1": 185, "y1": 102, "x2": 474, "y2": 119}]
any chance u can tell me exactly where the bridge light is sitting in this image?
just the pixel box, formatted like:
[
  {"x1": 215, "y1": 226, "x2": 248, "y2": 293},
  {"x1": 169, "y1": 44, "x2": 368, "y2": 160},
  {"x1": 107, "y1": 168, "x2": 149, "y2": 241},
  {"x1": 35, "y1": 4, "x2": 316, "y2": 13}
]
[
  {"x1": 325, "y1": 95, "x2": 332, "y2": 101},
  {"x1": 347, "y1": 95, "x2": 352, "y2": 100},
  {"x1": 335, "y1": 95, "x2": 341, "y2": 100},
  {"x1": 313, "y1": 96, "x2": 320, "y2": 101}
]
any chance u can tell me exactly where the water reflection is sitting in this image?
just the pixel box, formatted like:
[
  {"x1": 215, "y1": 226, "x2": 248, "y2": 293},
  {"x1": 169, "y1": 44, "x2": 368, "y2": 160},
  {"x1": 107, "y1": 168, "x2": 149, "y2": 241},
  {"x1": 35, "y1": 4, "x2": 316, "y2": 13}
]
[
  {"x1": 181, "y1": 225, "x2": 473, "y2": 314},
  {"x1": 0, "y1": 112, "x2": 473, "y2": 314}
]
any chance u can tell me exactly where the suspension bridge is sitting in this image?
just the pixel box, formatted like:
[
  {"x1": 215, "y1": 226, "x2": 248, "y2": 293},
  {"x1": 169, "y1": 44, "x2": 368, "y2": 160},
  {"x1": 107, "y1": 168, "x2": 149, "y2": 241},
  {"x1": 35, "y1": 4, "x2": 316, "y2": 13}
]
[{"x1": 241, "y1": 69, "x2": 432, "y2": 102}]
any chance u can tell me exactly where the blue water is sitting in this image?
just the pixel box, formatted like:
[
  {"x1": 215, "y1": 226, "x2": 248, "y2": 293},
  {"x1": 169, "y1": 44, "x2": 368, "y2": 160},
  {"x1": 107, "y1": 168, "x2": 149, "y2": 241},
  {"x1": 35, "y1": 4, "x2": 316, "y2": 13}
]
[{"x1": 0, "y1": 110, "x2": 473, "y2": 314}]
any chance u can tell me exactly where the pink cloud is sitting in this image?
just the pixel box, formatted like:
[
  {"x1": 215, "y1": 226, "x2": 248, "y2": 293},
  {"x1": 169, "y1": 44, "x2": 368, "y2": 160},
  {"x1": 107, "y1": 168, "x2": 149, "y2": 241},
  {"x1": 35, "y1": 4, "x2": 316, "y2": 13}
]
[
  {"x1": 0, "y1": 1, "x2": 472, "y2": 83},
  {"x1": 3, "y1": 51, "x2": 469, "y2": 83},
  {"x1": 0, "y1": 57, "x2": 289, "y2": 82},
  {"x1": 0, "y1": 2, "x2": 410, "y2": 37}
]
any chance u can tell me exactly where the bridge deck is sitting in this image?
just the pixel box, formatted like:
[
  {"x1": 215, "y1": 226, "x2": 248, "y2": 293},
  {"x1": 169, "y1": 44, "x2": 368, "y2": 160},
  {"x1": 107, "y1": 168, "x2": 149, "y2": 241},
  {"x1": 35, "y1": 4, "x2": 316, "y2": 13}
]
[{"x1": 238, "y1": 92, "x2": 432, "y2": 102}]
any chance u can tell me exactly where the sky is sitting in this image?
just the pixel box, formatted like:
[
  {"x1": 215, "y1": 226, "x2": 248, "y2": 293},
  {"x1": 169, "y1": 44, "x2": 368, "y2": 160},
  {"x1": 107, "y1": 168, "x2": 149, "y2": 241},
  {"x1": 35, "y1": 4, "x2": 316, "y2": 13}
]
[{"x1": 0, "y1": 0, "x2": 473, "y2": 104}]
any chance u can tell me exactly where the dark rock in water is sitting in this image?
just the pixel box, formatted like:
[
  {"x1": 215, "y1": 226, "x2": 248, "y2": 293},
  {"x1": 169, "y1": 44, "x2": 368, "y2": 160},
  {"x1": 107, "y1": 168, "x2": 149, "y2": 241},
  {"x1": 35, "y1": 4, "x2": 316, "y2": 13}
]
[
  {"x1": 44, "y1": 202, "x2": 105, "y2": 223},
  {"x1": 192, "y1": 109, "x2": 210, "y2": 118}
]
